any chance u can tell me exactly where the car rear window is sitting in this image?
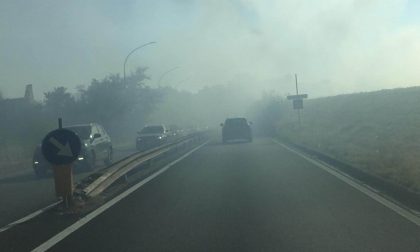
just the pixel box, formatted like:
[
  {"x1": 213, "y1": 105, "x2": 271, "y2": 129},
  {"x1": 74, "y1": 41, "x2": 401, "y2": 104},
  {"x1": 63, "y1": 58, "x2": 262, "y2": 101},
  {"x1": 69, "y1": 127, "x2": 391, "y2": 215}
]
[
  {"x1": 141, "y1": 126, "x2": 164, "y2": 134},
  {"x1": 225, "y1": 118, "x2": 248, "y2": 126}
]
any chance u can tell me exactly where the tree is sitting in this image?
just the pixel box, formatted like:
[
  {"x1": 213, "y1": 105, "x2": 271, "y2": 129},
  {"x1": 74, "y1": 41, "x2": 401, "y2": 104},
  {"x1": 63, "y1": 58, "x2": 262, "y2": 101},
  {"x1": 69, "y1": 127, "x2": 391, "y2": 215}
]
[
  {"x1": 78, "y1": 67, "x2": 159, "y2": 127},
  {"x1": 44, "y1": 87, "x2": 76, "y2": 118}
]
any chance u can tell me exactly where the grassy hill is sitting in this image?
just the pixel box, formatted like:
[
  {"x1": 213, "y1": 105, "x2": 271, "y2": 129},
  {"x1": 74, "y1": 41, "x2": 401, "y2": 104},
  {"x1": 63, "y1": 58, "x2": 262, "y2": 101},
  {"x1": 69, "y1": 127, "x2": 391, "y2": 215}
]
[{"x1": 277, "y1": 86, "x2": 420, "y2": 191}]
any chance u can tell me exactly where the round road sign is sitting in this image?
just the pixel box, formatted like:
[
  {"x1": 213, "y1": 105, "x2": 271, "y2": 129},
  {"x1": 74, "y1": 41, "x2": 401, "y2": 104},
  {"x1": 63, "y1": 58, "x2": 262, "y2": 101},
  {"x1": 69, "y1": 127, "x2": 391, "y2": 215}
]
[{"x1": 41, "y1": 129, "x2": 82, "y2": 165}]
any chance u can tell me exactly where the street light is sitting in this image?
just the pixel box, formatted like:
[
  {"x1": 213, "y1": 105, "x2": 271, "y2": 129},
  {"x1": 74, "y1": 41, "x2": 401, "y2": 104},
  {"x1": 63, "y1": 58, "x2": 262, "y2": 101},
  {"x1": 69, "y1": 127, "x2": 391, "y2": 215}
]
[
  {"x1": 157, "y1": 66, "x2": 180, "y2": 87},
  {"x1": 176, "y1": 77, "x2": 191, "y2": 86},
  {"x1": 123, "y1": 41, "x2": 156, "y2": 86}
]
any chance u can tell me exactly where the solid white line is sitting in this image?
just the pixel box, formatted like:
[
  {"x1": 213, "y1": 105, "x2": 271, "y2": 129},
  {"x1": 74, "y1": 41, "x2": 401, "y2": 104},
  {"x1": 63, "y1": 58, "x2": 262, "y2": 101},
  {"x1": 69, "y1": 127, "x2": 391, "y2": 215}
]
[
  {"x1": 32, "y1": 140, "x2": 209, "y2": 252},
  {"x1": 0, "y1": 200, "x2": 62, "y2": 233},
  {"x1": 272, "y1": 139, "x2": 420, "y2": 227}
]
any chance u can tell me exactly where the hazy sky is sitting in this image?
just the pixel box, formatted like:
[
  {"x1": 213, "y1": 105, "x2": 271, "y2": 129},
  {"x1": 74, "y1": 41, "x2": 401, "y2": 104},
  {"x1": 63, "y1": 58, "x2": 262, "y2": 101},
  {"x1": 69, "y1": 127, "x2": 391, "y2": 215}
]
[{"x1": 1, "y1": 0, "x2": 420, "y2": 99}]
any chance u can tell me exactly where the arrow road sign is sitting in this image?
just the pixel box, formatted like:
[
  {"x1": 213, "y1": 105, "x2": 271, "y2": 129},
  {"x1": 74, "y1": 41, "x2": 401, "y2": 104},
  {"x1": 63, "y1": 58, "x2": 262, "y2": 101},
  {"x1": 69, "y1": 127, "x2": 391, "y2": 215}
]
[
  {"x1": 42, "y1": 129, "x2": 81, "y2": 165},
  {"x1": 49, "y1": 137, "x2": 73, "y2": 157}
]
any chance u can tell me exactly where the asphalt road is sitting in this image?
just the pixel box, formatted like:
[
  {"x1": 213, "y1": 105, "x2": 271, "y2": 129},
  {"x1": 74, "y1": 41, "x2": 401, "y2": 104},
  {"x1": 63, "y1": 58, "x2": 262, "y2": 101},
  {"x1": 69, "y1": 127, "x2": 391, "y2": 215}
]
[
  {"x1": 37, "y1": 138, "x2": 420, "y2": 251},
  {"x1": 0, "y1": 146, "x2": 136, "y2": 227}
]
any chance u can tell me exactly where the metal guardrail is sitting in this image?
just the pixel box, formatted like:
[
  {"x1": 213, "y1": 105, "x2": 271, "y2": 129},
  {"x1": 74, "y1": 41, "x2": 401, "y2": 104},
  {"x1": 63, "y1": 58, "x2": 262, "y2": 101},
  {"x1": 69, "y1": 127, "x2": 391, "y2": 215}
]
[{"x1": 80, "y1": 132, "x2": 206, "y2": 198}]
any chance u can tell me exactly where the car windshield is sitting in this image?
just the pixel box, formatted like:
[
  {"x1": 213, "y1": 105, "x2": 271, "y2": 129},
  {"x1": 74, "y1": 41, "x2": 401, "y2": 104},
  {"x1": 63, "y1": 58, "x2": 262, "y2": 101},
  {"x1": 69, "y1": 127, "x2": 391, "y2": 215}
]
[
  {"x1": 66, "y1": 126, "x2": 91, "y2": 140},
  {"x1": 140, "y1": 126, "x2": 164, "y2": 134}
]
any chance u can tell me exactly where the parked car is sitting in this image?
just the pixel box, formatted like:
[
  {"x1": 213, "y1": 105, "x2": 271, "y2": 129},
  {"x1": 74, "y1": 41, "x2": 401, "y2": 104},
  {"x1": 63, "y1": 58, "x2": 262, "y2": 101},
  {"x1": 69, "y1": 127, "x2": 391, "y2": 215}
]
[
  {"x1": 221, "y1": 117, "x2": 252, "y2": 143},
  {"x1": 32, "y1": 123, "x2": 113, "y2": 177},
  {"x1": 136, "y1": 125, "x2": 168, "y2": 151}
]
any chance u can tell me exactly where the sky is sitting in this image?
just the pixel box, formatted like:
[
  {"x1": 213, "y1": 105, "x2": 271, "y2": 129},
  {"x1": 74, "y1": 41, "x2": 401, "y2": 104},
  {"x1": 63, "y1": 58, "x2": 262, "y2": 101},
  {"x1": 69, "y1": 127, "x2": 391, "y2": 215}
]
[{"x1": 0, "y1": 0, "x2": 420, "y2": 99}]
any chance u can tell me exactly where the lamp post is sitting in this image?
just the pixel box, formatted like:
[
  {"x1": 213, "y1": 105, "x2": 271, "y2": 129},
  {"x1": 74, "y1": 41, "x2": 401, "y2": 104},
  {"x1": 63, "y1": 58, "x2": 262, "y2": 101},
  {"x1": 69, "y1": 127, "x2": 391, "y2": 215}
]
[
  {"x1": 123, "y1": 41, "x2": 156, "y2": 86},
  {"x1": 157, "y1": 66, "x2": 180, "y2": 87}
]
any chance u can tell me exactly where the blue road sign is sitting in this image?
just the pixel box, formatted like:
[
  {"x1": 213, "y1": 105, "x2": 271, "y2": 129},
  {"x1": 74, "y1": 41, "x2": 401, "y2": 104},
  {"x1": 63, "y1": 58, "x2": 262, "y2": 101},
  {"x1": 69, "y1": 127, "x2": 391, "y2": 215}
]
[
  {"x1": 41, "y1": 129, "x2": 81, "y2": 165},
  {"x1": 293, "y1": 99, "x2": 304, "y2": 109}
]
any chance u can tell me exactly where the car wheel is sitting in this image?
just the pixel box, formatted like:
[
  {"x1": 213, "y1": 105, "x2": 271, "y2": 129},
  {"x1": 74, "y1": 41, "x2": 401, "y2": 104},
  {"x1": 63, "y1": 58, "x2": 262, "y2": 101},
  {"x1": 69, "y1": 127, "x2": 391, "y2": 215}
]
[
  {"x1": 85, "y1": 151, "x2": 96, "y2": 171},
  {"x1": 104, "y1": 148, "x2": 113, "y2": 165}
]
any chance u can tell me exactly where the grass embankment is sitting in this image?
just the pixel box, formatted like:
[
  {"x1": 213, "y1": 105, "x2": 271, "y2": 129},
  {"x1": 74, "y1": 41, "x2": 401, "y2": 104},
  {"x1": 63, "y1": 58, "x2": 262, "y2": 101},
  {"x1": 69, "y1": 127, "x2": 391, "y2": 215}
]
[{"x1": 278, "y1": 87, "x2": 420, "y2": 192}]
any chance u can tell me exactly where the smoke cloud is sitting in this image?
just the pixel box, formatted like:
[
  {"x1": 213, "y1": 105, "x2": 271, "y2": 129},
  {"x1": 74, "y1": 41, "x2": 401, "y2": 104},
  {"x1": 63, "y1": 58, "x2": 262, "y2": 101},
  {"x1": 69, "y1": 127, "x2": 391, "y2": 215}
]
[{"x1": 0, "y1": 0, "x2": 419, "y2": 98}]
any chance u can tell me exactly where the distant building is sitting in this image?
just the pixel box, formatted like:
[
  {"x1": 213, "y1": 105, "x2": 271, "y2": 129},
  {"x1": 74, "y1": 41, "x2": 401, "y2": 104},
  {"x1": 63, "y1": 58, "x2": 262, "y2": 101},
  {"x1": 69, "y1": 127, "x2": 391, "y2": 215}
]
[{"x1": 0, "y1": 85, "x2": 36, "y2": 112}]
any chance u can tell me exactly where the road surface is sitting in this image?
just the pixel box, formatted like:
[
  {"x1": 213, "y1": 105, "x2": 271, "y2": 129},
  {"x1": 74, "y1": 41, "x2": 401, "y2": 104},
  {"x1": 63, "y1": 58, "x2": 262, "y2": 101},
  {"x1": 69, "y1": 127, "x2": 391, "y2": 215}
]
[
  {"x1": 0, "y1": 146, "x2": 136, "y2": 227},
  {"x1": 2, "y1": 138, "x2": 420, "y2": 251}
]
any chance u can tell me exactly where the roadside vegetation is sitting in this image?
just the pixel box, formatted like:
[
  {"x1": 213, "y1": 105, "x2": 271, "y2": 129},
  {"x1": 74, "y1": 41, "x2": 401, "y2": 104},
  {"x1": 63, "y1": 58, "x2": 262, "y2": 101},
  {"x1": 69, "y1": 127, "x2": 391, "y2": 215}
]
[
  {"x1": 0, "y1": 67, "x2": 157, "y2": 175},
  {"x1": 7, "y1": 64, "x2": 420, "y2": 191},
  {"x1": 0, "y1": 68, "x2": 255, "y2": 175},
  {"x1": 251, "y1": 87, "x2": 420, "y2": 192}
]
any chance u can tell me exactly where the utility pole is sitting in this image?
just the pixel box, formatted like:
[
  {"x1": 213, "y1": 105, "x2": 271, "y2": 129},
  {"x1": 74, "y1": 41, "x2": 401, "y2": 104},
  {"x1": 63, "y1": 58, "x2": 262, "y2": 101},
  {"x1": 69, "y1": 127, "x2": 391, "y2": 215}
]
[
  {"x1": 287, "y1": 73, "x2": 308, "y2": 128},
  {"x1": 295, "y1": 74, "x2": 301, "y2": 127}
]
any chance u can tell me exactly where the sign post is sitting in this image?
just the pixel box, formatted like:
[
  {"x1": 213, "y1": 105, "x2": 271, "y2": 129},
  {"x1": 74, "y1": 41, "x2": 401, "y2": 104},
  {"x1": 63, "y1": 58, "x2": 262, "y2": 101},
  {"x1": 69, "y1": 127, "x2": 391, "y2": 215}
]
[
  {"x1": 287, "y1": 74, "x2": 308, "y2": 127},
  {"x1": 41, "y1": 119, "x2": 81, "y2": 208}
]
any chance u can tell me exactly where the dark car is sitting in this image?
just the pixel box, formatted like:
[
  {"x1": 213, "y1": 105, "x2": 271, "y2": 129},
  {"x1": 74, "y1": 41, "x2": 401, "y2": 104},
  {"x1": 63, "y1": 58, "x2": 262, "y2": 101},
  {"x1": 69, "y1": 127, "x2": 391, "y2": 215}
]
[
  {"x1": 167, "y1": 124, "x2": 183, "y2": 138},
  {"x1": 221, "y1": 118, "x2": 252, "y2": 143},
  {"x1": 32, "y1": 123, "x2": 113, "y2": 177},
  {"x1": 136, "y1": 125, "x2": 168, "y2": 151}
]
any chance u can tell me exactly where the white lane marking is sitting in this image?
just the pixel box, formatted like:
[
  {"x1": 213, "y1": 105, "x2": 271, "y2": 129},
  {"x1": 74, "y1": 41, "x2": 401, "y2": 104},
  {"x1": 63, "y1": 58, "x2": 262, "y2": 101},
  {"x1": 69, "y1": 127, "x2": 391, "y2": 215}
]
[
  {"x1": 272, "y1": 139, "x2": 420, "y2": 227},
  {"x1": 0, "y1": 201, "x2": 62, "y2": 233},
  {"x1": 32, "y1": 140, "x2": 209, "y2": 252},
  {"x1": 0, "y1": 145, "x2": 138, "y2": 232}
]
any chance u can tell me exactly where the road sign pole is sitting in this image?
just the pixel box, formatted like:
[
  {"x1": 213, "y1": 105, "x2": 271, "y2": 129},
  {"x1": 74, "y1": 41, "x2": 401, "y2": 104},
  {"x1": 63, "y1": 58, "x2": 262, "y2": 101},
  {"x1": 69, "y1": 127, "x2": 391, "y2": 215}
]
[
  {"x1": 287, "y1": 74, "x2": 307, "y2": 128},
  {"x1": 295, "y1": 74, "x2": 301, "y2": 127},
  {"x1": 53, "y1": 165, "x2": 74, "y2": 207},
  {"x1": 297, "y1": 109, "x2": 301, "y2": 127}
]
